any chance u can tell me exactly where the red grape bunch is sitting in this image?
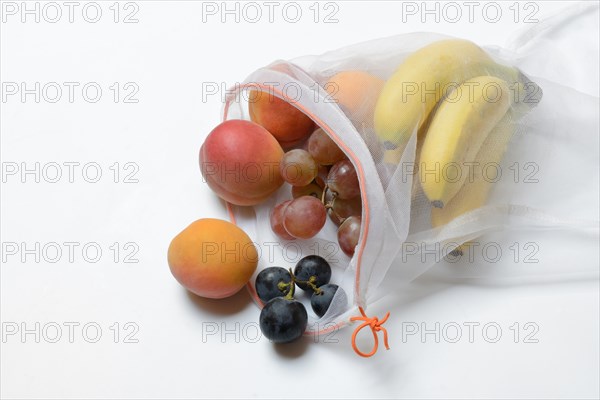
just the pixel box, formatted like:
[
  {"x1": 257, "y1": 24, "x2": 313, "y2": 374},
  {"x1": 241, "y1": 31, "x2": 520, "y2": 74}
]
[{"x1": 270, "y1": 128, "x2": 363, "y2": 257}]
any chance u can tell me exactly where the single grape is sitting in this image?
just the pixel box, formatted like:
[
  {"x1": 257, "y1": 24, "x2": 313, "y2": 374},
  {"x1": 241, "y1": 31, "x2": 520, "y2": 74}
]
[
  {"x1": 328, "y1": 196, "x2": 362, "y2": 226},
  {"x1": 327, "y1": 160, "x2": 360, "y2": 199},
  {"x1": 279, "y1": 149, "x2": 318, "y2": 187},
  {"x1": 311, "y1": 284, "x2": 347, "y2": 318},
  {"x1": 293, "y1": 255, "x2": 332, "y2": 291},
  {"x1": 283, "y1": 196, "x2": 326, "y2": 239},
  {"x1": 337, "y1": 216, "x2": 361, "y2": 257},
  {"x1": 291, "y1": 182, "x2": 323, "y2": 200},
  {"x1": 259, "y1": 297, "x2": 308, "y2": 343},
  {"x1": 307, "y1": 128, "x2": 346, "y2": 165},
  {"x1": 270, "y1": 200, "x2": 295, "y2": 240},
  {"x1": 255, "y1": 267, "x2": 292, "y2": 304}
]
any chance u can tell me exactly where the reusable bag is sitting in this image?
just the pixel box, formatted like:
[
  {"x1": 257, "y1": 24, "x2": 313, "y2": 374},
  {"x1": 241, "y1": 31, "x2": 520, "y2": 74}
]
[{"x1": 219, "y1": 3, "x2": 599, "y2": 356}]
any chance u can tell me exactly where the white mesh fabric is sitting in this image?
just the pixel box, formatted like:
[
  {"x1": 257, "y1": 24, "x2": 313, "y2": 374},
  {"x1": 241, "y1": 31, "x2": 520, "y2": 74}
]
[{"x1": 221, "y1": 4, "x2": 599, "y2": 335}]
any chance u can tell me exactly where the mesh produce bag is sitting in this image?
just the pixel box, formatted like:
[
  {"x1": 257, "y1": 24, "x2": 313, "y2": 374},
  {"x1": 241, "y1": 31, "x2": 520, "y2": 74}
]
[{"x1": 216, "y1": 4, "x2": 599, "y2": 356}]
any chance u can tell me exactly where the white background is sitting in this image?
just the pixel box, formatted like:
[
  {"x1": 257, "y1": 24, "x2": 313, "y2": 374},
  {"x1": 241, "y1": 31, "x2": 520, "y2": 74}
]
[{"x1": 1, "y1": 1, "x2": 599, "y2": 399}]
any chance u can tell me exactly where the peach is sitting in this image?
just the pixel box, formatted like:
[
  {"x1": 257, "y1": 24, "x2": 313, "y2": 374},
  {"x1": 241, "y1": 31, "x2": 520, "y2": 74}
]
[
  {"x1": 168, "y1": 218, "x2": 258, "y2": 299},
  {"x1": 200, "y1": 119, "x2": 284, "y2": 206},
  {"x1": 325, "y1": 71, "x2": 385, "y2": 115},
  {"x1": 248, "y1": 90, "x2": 315, "y2": 149}
]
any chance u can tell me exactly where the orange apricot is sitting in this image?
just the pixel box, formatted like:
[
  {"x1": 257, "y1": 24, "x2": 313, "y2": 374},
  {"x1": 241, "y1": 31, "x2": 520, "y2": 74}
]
[{"x1": 168, "y1": 219, "x2": 258, "y2": 299}]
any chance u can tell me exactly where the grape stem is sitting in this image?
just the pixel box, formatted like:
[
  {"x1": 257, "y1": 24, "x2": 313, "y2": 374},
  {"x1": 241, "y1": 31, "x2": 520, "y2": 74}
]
[
  {"x1": 284, "y1": 269, "x2": 296, "y2": 300},
  {"x1": 277, "y1": 281, "x2": 291, "y2": 292},
  {"x1": 321, "y1": 184, "x2": 329, "y2": 205},
  {"x1": 321, "y1": 185, "x2": 345, "y2": 223},
  {"x1": 293, "y1": 275, "x2": 322, "y2": 295},
  {"x1": 283, "y1": 269, "x2": 322, "y2": 299}
]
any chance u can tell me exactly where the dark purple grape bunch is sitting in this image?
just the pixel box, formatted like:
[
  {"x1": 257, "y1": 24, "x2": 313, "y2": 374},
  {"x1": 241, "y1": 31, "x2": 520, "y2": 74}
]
[{"x1": 256, "y1": 255, "x2": 347, "y2": 343}]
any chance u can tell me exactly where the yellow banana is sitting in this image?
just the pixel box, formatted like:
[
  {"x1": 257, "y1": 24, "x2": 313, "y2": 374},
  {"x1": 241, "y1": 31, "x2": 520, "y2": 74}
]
[
  {"x1": 374, "y1": 39, "x2": 527, "y2": 148},
  {"x1": 431, "y1": 114, "x2": 515, "y2": 255},
  {"x1": 419, "y1": 75, "x2": 511, "y2": 208}
]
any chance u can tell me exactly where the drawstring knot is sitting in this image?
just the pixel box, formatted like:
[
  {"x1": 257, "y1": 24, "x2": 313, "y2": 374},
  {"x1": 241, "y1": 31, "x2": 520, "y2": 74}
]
[{"x1": 350, "y1": 307, "x2": 390, "y2": 357}]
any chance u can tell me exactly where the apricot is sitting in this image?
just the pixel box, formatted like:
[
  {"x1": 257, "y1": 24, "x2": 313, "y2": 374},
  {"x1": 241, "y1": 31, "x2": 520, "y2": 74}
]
[
  {"x1": 248, "y1": 90, "x2": 315, "y2": 149},
  {"x1": 325, "y1": 71, "x2": 385, "y2": 115},
  {"x1": 200, "y1": 120, "x2": 284, "y2": 206},
  {"x1": 168, "y1": 219, "x2": 258, "y2": 299}
]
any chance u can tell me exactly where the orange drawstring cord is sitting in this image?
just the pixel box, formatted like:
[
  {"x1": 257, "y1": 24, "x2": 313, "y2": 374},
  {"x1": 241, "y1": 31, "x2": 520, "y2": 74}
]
[{"x1": 350, "y1": 307, "x2": 390, "y2": 357}]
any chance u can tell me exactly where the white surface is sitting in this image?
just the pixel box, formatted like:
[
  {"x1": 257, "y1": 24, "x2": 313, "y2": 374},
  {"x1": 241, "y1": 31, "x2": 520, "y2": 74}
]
[{"x1": 1, "y1": 1, "x2": 599, "y2": 399}]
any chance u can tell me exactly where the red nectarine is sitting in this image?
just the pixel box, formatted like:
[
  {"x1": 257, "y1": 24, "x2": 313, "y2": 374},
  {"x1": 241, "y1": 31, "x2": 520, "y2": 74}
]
[{"x1": 200, "y1": 119, "x2": 284, "y2": 206}]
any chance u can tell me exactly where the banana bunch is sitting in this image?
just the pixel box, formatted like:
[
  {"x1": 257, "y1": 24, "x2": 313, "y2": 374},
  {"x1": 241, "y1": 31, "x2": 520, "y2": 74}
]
[
  {"x1": 374, "y1": 39, "x2": 542, "y2": 254},
  {"x1": 374, "y1": 39, "x2": 539, "y2": 148},
  {"x1": 419, "y1": 75, "x2": 511, "y2": 208},
  {"x1": 430, "y1": 113, "x2": 516, "y2": 255}
]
